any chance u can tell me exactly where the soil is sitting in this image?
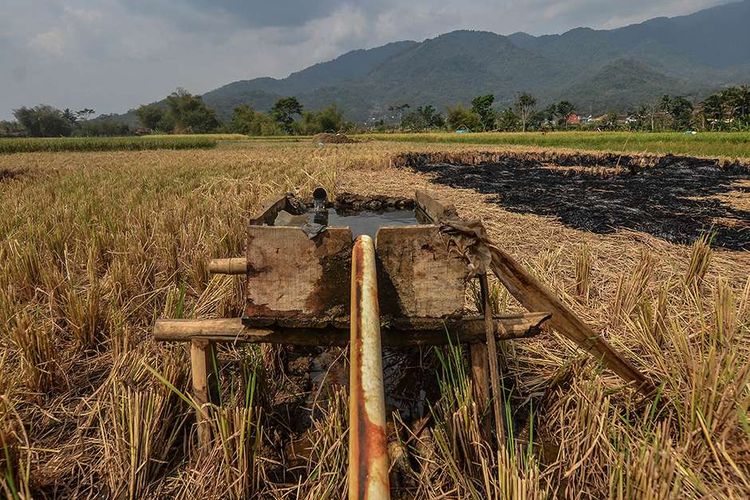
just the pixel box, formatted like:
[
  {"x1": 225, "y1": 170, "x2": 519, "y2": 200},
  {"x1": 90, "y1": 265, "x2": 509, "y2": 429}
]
[
  {"x1": 334, "y1": 192, "x2": 415, "y2": 213},
  {"x1": 266, "y1": 345, "x2": 442, "y2": 482},
  {"x1": 401, "y1": 153, "x2": 750, "y2": 250},
  {"x1": 296, "y1": 192, "x2": 414, "y2": 212},
  {"x1": 0, "y1": 167, "x2": 27, "y2": 182}
]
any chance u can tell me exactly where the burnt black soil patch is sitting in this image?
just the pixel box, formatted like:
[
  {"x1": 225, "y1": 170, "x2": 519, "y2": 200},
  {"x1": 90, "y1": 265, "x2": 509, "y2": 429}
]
[{"x1": 406, "y1": 154, "x2": 750, "y2": 250}]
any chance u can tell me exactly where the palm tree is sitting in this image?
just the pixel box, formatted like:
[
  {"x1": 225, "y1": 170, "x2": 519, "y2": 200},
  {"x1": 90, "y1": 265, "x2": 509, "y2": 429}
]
[{"x1": 701, "y1": 94, "x2": 725, "y2": 130}]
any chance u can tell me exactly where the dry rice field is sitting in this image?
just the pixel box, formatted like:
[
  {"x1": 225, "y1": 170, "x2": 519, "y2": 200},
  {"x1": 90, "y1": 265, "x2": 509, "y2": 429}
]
[{"x1": 1, "y1": 140, "x2": 749, "y2": 498}]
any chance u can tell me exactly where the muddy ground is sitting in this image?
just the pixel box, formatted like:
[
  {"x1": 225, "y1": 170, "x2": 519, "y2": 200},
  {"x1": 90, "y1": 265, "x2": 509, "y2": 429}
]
[
  {"x1": 399, "y1": 153, "x2": 750, "y2": 251},
  {"x1": 263, "y1": 345, "x2": 442, "y2": 484}
]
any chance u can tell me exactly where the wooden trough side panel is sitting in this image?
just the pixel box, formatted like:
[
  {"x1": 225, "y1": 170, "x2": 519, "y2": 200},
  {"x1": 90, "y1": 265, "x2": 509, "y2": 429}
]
[
  {"x1": 376, "y1": 225, "x2": 469, "y2": 318},
  {"x1": 415, "y1": 190, "x2": 457, "y2": 223},
  {"x1": 244, "y1": 226, "x2": 353, "y2": 324},
  {"x1": 249, "y1": 193, "x2": 296, "y2": 226}
]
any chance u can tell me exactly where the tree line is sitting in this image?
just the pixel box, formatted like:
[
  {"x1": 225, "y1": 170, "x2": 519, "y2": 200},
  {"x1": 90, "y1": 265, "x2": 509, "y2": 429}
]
[
  {"x1": 384, "y1": 94, "x2": 578, "y2": 132},
  {"x1": 1, "y1": 105, "x2": 130, "y2": 138},
  {"x1": 1, "y1": 89, "x2": 351, "y2": 138},
  {"x1": 391, "y1": 85, "x2": 750, "y2": 133},
  {"x1": 2, "y1": 85, "x2": 748, "y2": 138},
  {"x1": 134, "y1": 90, "x2": 350, "y2": 136}
]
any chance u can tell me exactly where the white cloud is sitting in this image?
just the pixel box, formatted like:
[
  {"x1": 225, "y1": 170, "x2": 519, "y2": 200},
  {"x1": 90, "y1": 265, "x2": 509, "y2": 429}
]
[
  {"x1": 28, "y1": 29, "x2": 67, "y2": 56},
  {"x1": 0, "y1": 0, "x2": 730, "y2": 119},
  {"x1": 63, "y1": 6, "x2": 103, "y2": 23}
]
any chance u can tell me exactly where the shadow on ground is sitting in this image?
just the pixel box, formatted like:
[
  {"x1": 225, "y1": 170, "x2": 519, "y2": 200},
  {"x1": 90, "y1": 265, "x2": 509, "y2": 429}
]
[{"x1": 410, "y1": 155, "x2": 750, "y2": 250}]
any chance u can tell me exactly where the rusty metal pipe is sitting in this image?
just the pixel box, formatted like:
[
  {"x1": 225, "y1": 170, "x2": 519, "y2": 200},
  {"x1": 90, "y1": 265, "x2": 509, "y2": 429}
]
[
  {"x1": 208, "y1": 257, "x2": 247, "y2": 275},
  {"x1": 349, "y1": 235, "x2": 390, "y2": 500}
]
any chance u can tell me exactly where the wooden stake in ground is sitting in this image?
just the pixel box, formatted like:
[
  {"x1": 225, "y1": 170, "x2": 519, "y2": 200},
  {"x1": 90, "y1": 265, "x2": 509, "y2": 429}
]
[
  {"x1": 190, "y1": 339, "x2": 219, "y2": 447},
  {"x1": 470, "y1": 343, "x2": 490, "y2": 416},
  {"x1": 480, "y1": 274, "x2": 507, "y2": 449}
]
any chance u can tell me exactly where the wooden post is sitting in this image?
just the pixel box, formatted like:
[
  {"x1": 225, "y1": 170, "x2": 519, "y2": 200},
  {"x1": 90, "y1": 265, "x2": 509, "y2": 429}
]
[
  {"x1": 470, "y1": 343, "x2": 490, "y2": 414},
  {"x1": 191, "y1": 339, "x2": 219, "y2": 447},
  {"x1": 480, "y1": 274, "x2": 507, "y2": 449}
]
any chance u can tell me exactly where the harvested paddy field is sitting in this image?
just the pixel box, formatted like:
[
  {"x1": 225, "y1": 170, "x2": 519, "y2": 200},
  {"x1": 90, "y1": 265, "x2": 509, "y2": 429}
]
[
  {"x1": 1, "y1": 141, "x2": 749, "y2": 498},
  {"x1": 397, "y1": 151, "x2": 750, "y2": 250}
]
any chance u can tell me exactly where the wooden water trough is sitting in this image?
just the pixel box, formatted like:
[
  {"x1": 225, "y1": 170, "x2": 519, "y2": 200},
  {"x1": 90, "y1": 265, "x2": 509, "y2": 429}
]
[{"x1": 153, "y1": 189, "x2": 655, "y2": 500}]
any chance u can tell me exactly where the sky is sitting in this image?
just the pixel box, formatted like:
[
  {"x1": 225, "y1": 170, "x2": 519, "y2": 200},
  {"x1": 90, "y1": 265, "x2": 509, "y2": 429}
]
[{"x1": 0, "y1": 0, "x2": 731, "y2": 119}]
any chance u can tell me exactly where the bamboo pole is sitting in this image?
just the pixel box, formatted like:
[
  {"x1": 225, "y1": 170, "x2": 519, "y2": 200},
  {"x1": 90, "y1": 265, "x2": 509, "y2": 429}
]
[
  {"x1": 153, "y1": 313, "x2": 551, "y2": 344},
  {"x1": 480, "y1": 274, "x2": 507, "y2": 449},
  {"x1": 208, "y1": 257, "x2": 247, "y2": 275},
  {"x1": 190, "y1": 339, "x2": 219, "y2": 447},
  {"x1": 349, "y1": 235, "x2": 390, "y2": 500}
]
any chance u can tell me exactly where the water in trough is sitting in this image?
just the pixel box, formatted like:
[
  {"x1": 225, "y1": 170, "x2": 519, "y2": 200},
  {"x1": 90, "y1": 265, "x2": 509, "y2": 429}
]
[{"x1": 324, "y1": 208, "x2": 419, "y2": 238}]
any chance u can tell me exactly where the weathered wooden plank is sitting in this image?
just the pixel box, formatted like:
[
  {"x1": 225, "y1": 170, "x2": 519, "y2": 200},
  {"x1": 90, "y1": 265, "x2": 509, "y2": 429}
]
[
  {"x1": 376, "y1": 225, "x2": 469, "y2": 318},
  {"x1": 249, "y1": 194, "x2": 291, "y2": 226},
  {"x1": 488, "y1": 244, "x2": 657, "y2": 396},
  {"x1": 153, "y1": 312, "x2": 550, "y2": 345},
  {"x1": 245, "y1": 226, "x2": 353, "y2": 322}
]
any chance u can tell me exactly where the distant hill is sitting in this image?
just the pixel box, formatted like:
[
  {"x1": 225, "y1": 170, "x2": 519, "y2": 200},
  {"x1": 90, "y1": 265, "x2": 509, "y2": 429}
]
[
  {"x1": 114, "y1": 0, "x2": 750, "y2": 124},
  {"x1": 202, "y1": 40, "x2": 419, "y2": 120},
  {"x1": 558, "y1": 59, "x2": 706, "y2": 114}
]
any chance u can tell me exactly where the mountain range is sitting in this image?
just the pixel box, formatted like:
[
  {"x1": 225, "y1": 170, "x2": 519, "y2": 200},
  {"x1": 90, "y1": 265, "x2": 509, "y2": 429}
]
[{"x1": 118, "y1": 0, "x2": 750, "y2": 124}]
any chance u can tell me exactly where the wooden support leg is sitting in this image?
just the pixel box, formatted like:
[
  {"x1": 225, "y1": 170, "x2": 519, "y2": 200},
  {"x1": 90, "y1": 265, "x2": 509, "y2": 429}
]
[
  {"x1": 470, "y1": 341, "x2": 491, "y2": 439},
  {"x1": 480, "y1": 274, "x2": 507, "y2": 449},
  {"x1": 470, "y1": 343, "x2": 490, "y2": 412},
  {"x1": 191, "y1": 339, "x2": 219, "y2": 447}
]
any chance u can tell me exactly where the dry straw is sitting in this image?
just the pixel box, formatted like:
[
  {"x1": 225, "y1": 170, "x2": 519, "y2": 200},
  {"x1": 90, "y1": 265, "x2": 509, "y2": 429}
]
[{"x1": 1, "y1": 142, "x2": 748, "y2": 497}]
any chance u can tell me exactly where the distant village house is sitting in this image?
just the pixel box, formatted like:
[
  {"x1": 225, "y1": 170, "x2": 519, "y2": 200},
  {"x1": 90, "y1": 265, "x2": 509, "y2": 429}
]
[{"x1": 565, "y1": 113, "x2": 581, "y2": 125}]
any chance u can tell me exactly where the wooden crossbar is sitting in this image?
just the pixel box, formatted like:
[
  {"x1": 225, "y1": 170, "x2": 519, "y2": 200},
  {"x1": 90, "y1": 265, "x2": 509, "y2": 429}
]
[{"x1": 153, "y1": 312, "x2": 551, "y2": 345}]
